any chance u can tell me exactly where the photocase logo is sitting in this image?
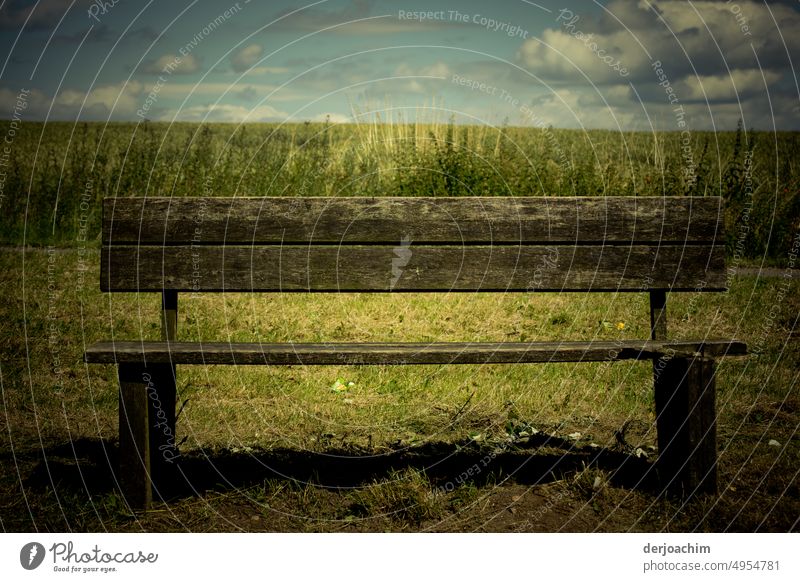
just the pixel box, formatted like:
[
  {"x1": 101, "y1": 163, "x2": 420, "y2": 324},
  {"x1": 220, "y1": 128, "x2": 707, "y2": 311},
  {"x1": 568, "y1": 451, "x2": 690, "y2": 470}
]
[
  {"x1": 20, "y1": 542, "x2": 46, "y2": 570},
  {"x1": 390, "y1": 235, "x2": 413, "y2": 290}
]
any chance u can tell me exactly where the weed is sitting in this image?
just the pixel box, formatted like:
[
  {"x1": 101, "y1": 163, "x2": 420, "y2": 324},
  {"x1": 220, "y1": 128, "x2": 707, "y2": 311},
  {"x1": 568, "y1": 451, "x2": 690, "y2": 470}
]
[{"x1": 2, "y1": 120, "x2": 797, "y2": 261}]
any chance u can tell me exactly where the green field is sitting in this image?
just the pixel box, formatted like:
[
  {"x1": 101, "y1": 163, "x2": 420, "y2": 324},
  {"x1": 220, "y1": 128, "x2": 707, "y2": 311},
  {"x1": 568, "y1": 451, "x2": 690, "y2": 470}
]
[
  {"x1": 0, "y1": 121, "x2": 798, "y2": 532},
  {"x1": 1, "y1": 120, "x2": 798, "y2": 259}
]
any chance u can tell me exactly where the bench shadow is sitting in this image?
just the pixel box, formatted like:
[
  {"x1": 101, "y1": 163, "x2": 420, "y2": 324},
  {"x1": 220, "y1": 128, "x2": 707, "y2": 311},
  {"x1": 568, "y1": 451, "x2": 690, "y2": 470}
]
[
  {"x1": 173, "y1": 440, "x2": 658, "y2": 498},
  {"x1": 26, "y1": 435, "x2": 659, "y2": 504}
]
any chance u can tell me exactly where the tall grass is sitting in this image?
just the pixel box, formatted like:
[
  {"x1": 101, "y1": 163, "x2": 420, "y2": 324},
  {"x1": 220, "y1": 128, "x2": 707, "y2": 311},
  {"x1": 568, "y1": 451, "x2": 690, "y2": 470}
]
[{"x1": 0, "y1": 118, "x2": 797, "y2": 259}]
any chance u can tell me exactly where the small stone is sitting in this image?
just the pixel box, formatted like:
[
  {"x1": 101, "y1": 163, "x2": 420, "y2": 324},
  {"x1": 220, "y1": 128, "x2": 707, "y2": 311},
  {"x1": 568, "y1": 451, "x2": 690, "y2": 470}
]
[
  {"x1": 567, "y1": 432, "x2": 582, "y2": 440},
  {"x1": 251, "y1": 515, "x2": 260, "y2": 522},
  {"x1": 768, "y1": 439, "x2": 781, "y2": 447}
]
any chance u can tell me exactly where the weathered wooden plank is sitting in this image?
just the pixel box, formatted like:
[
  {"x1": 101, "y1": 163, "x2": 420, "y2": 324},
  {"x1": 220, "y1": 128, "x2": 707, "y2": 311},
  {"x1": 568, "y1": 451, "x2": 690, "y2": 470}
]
[
  {"x1": 103, "y1": 196, "x2": 724, "y2": 245},
  {"x1": 655, "y1": 356, "x2": 718, "y2": 497},
  {"x1": 85, "y1": 340, "x2": 747, "y2": 365},
  {"x1": 116, "y1": 363, "x2": 178, "y2": 510},
  {"x1": 650, "y1": 290, "x2": 668, "y2": 340},
  {"x1": 143, "y1": 364, "x2": 178, "y2": 503},
  {"x1": 159, "y1": 290, "x2": 178, "y2": 470},
  {"x1": 649, "y1": 290, "x2": 669, "y2": 413},
  {"x1": 161, "y1": 291, "x2": 178, "y2": 341},
  {"x1": 100, "y1": 244, "x2": 726, "y2": 292},
  {"x1": 117, "y1": 363, "x2": 152, "y2": 510}
]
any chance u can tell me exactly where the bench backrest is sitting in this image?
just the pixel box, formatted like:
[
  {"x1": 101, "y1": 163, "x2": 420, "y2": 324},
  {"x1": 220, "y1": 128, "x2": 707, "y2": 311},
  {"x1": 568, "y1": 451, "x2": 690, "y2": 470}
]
[{"x1": 101, "y1": 196, "x2": 726, "y2": 293}]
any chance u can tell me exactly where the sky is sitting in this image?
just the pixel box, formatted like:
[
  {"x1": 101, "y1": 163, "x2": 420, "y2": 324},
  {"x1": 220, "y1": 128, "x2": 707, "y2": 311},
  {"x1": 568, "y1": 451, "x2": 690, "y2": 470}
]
[{"x1": 0, "y1": 0, "x2": 798, "y2": 130}]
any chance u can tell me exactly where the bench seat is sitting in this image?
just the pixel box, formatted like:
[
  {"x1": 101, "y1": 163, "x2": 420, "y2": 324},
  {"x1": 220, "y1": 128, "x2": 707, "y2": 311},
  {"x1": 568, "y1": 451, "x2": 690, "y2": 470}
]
[{"x1": 85, "y1": 339, "x2": 746, "y2": 366}]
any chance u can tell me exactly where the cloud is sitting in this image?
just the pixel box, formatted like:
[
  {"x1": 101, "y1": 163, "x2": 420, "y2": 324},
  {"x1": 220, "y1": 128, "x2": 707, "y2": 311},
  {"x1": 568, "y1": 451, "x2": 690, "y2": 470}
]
[
  {"x1": 311, "y1": 112, "x2": 351, "y2": 123},
  {"x1": 239, "y1": 66, "x2": 290, "y2": 76},
  {"x1": 128, "y1": 26, "x2": 159, "y2": 42},
  {"x1": 141, "y1": 53, "x2": 202, "y2": 75},
  {"x1": 235, "y1": 86, "x2": 259, "y2": 101},
  {"x1": 0, "y1": 81, "x2": 146, "y2": 120},
  {"x1": 625, "y1": 0, "x2": 800, "y2": 76},
  {"x1": 512, "y1": 0, "x2": 800, "y2": 128},
  {"x1": 518, "y1": 1, "x2": 800, "y2": 84},
  {"x1": 0, "y1": 86, "x2": 51, "y2": 118},
  {"x1": 280, "y1": 56, "x2": 450, "y2": 98},
  {"x1": 54, "y1": 81, "x2": 144, "y2": 115},
  {"x1": 394, "y1": 62, "x2": 451, "y2": 78},
  {"x1": 266, "y1": 0, "x2": 465, "y2": 34},
  {"x1": 391, "y1": 62, "x2": 451, "y2": 93},
  {"x1": 0, "y1": 0, "x2": 92, "y2": 30},
  {"x1": 677, "y1": 69, "x2": 781, "y2": 102},
  {"x1": 267, "y1": 0, "x2": 372, "y2": 31},
  {"x1": 517, "y1": 26, "x2": 641, "y2": 85},
  {"x1": 281, "y1": 59, "x2": 375, "y2": 93},
  {"x1": 151, "y1": 82, "x2": 299, "y2": 102},
  {"x1": 56, "y1": 24, "x2": 114, "y2": 44},
  {"x1": 230, "y1": 44, "x2": 263, "y2": 72},
  {"x1": 166, "y1": 103, "x2": 287, "y2": 122},
  {"x1": 0, "y1": 80, "x2": 301, "y2": 122}
]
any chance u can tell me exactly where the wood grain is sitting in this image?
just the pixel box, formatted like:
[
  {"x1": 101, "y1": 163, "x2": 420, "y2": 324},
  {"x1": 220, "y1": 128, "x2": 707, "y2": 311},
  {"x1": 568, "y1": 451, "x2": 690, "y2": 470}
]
[
  {"x1": 85, "y1": 340, "x2": 747, "y2": 366},
  {"x1": 655, "y1": 356, "x2": 718, "y2": 496},
  {"x1": 103, "y1": 196, "x2": 724, "y2": 245},
  {"x1": 100, "y1": 243, "x2": 725, "y2": 292},
  {"x1": 649, "y1": 290, "x2": 668, "y2": 340},
  {"x1": 117, "y1": 364, "x2": 152, "y2": 510}
]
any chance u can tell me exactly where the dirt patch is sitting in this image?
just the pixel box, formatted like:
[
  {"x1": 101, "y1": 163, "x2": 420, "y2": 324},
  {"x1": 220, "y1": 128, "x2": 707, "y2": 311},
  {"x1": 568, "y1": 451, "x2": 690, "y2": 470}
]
[{"x1": 3, "y1": 418, "x2": 796, "y2": 533}]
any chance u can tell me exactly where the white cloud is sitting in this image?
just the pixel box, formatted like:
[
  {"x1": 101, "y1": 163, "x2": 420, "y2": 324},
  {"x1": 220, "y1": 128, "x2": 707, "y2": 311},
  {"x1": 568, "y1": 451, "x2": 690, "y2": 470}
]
[
  {"x1": 55, "y1": 81, "x2": 144, "y2": 115},
  {"x1": 153, "y1": 82, "x2": 301, "y2": 102},
  {"x1": 391, "y1": 62, "x2": 450, "y2": 93},
  {"x1": 311, "y1": 112, "x2": 351, "y2": 123},
  {"x1": 518, "y1": 1, "x2": 800, "y2": 83},
  {"x1": 394, "y1": 62, "x2": 451, "y2": 78},
  {"x1": 268, "y1": 1, "x2": 467, "y2": 34},
  {"x1": 678, "y1": 69, "x2": 781, "y2": 101},
  {"x1": 154, "y1": 82, "x2": 273, "y2": 97},
  {"x1": 230, "y1": 44, "x2": 263, "y2": 72},
  {"x1": 142, "y1": 54, "x2": 202, "y2": 75},
  {"x1": 517, "y1": 26, "x2": 642, "y2": 85},
  {"x1": 166, "y1": 103, "x2": 287, "y2": 122},
  {"x1": 239, "y1": 66, "x2": 291, "y2": 76},
  {"x1": 0, "y1": 80, "x2": 299, "y2": 122},
  {"x1": 0, "y1": 87, "x2": 51, "y2": 118},
  {"x1": 0, "y1": 81, "x2": 146, "y2": 120},
  {"x1": 512, "y1": 0, "x2": 799, "y2": 128}
]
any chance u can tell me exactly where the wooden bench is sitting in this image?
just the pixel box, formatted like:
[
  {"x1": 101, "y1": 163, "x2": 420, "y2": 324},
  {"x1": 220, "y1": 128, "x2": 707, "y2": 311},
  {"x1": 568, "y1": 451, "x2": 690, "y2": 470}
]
[{"x1": 85, "y1": 196, "x2": 747, "y2": 510}]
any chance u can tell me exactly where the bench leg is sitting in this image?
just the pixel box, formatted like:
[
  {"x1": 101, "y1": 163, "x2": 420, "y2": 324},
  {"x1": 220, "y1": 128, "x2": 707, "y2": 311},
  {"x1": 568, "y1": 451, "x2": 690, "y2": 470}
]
[
  {"x1": 654, "y1": 356, "x2": 717, "y2": 497},
  {"x1": 118, "y1": 363, "x2": 177, "y2": 510}
]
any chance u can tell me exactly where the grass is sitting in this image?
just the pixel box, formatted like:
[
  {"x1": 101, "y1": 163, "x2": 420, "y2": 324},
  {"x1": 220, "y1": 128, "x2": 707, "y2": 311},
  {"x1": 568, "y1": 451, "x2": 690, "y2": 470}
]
[
  {"x1": 1, "y1": 119, "x2": 798, "y2": 262},
  {"x1": 0, "y1": 118, "x2": 798, "y2": 531},
  {"x1": 1, "y1": 246, "x2": 798, "y2": 532}
]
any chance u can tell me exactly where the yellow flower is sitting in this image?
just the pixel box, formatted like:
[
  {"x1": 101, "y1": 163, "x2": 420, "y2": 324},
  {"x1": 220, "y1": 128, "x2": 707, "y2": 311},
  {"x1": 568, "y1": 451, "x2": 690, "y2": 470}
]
[{"x1": 616, "y1": 322, "x2": 625, "y2": 331}]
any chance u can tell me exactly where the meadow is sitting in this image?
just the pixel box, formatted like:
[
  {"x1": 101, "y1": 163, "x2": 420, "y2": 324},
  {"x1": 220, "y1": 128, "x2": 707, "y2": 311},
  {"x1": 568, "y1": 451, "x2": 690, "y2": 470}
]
[
  {"x1": 1, "y1": 119, "x2": 797, "y2": 258},
  {"x1": 0, "y1": 120, "x2": 798, "y2": 532}
]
